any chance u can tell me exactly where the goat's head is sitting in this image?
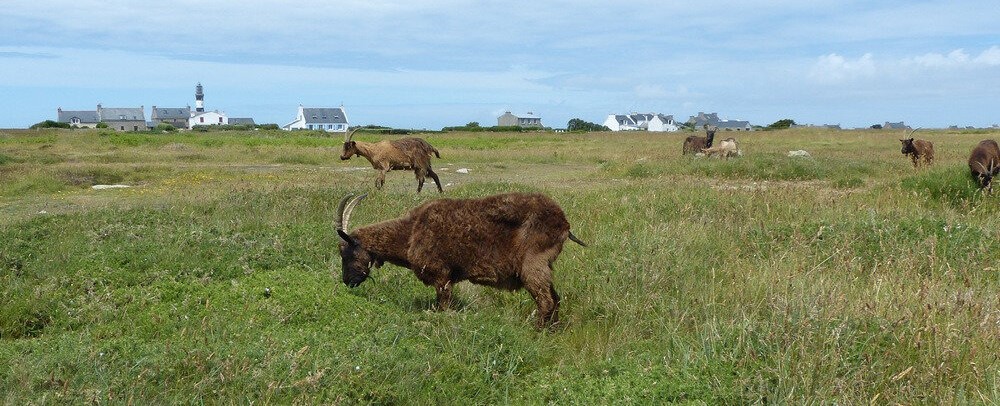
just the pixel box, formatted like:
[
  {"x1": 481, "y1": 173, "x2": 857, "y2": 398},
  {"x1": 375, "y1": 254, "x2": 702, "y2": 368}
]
[
  {"x1": 340, "y1": 128, "x2": 359, "y2": 160},
  {"x1": 899, "y1": 138, "x2": 916, "y2": 154},
  {"x1": 899, "y1": 128, "x2": 921, "y2": 154},
  {"x1": 975, "y1": 161, "x2": 996, "y2": 192},
  {"x1": 335, "y1": 193, "x2": 375, "y2": 287}
]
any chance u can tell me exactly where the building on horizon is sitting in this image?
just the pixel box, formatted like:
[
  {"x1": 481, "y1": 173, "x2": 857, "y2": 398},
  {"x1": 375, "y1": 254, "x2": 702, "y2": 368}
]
[
  {"x1": 151, "y1": 106, "x2": 192, "y2": 129},
  {"x1": 603, "y1": 113, "x2": 678, "y2": 132},
  {"x1": 282, "y1": 105, "x2": 349, "y2": 132},
  {"x1": 497, "y1": 111, "x2": 543, "y2": 128}
]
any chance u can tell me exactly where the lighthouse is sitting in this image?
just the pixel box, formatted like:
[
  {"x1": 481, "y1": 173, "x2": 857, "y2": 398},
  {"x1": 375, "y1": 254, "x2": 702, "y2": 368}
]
[{"x1": 195, "y1": 82, "x2": 204, "y2": 113}]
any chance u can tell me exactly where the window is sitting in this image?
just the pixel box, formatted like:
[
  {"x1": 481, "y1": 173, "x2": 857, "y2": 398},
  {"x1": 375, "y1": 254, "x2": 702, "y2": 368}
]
[
  {"x1": 133, "y1": 126, "x2": 138, "y2": 131},
  {"x1": 219, "y1": 117, "x2": 223, "y2": 123},
  {"x1": 200, "y1": 117, "x2": 204, "y2": 123},
  {"x1": 71, "y1": 118, "x2": 81, "y2": 124},
  {"x1": 120, "y1": 126, "x2": 125, "y2": 130},
  {"x1": 308, "y1": 124, "x2": 313, "y2": 130}
]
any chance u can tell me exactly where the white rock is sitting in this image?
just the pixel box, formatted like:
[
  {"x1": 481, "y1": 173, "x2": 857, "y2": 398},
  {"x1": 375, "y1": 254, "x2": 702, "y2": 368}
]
[
  {"x1": 92, "y1": 184, "x2": 131, "y2": 190},
  {"x1": 456, "y1": 168, "x2": 470, "y2": 174},
  {"x1": 787, "y1": 150, "x2": 811, "y2": 158}
]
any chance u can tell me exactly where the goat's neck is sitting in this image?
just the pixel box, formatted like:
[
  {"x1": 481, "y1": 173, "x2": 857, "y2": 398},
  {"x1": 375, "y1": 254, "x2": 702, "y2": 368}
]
[
  {"x1": 355, "y1": 217, "x2": 413, "y2": 267},
  {"x1": 353, "y1": 141, "x2": 376, "y2": 159}
]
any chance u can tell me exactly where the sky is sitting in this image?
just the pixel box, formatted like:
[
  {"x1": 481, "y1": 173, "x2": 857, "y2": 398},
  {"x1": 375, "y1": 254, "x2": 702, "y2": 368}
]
[{"x1": 1, "y1": 0, "x2": 999, "y2": 130}]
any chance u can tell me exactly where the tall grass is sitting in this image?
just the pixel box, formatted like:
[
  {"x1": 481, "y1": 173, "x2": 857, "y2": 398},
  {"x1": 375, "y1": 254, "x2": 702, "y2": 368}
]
[{"x1": 1, "y1": 128, "x2": 998, "y2": 403}]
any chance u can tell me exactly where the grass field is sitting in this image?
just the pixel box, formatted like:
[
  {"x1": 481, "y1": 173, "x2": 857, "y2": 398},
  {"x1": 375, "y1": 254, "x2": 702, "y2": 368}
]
[{"x1": 1, "y1": 127, "x2": 998, "y2": 404}]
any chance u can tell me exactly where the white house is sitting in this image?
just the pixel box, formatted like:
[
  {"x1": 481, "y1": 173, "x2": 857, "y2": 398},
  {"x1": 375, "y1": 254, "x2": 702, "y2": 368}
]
[
  {"x1": 603, "y1": 113, "x2": 679, "y2": 132},
  {"x1": 283, "y1": 105, "x2": 349, "y2": 132},
  {"x1": 189, "y1": 110, "x2": 228, "y2": 127}
]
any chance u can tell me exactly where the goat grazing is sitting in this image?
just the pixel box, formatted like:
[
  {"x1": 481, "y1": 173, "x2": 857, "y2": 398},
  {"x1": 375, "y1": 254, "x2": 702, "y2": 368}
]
[
  {"x1": 968, "y1": 139, "x2": 1000, "y2": 193},
  {"x1": 334, "y1": 192, "x2": 586, "y2": 328},
  {"x1": 899, "y1": 128, "x2": 933, "y2": 167},
  {"x1": 340, "y1": 129, "x2": 443, "y2": 193},
  {"x1": 702, "y1": 137, "x2": 739, "y2": 159}
]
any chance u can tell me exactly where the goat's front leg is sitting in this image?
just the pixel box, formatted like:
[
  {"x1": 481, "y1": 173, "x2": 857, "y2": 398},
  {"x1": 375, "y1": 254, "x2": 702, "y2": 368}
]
[
  {"x1": 434, "y1": 280, "x2": 452, "y2": 310},
  {"x1": 375, "y1": 170, "x2": 387, "y2": 189}
]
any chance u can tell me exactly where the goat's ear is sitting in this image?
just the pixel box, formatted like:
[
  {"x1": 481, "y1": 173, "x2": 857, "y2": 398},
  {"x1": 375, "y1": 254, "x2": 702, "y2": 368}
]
[{"x1": 338, "y1": 230, "x2": 359, "y2": 246}]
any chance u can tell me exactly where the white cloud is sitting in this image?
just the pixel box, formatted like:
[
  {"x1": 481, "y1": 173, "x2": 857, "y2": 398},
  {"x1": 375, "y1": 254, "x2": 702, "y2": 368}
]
[{"x1": 808, "y1": 53, "x2": 876, "y2": 83}]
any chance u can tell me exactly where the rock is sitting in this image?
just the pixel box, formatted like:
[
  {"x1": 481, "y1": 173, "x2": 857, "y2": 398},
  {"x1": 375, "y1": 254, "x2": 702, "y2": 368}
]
[
  {"x1": 787, "y1": 150, "x2": 811, "y2": 158},
  {"x1": 91, "y1": 184, "x2": 131, "y2": 190},
  {"x1": 456, "y1": 168, "x2": 470, "y2": 174}
]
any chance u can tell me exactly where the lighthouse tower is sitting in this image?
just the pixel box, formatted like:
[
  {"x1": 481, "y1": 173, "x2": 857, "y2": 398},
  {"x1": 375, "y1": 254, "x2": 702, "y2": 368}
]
[{"x1": 195, "y1": 82, "x2": 204, "y2": 113}]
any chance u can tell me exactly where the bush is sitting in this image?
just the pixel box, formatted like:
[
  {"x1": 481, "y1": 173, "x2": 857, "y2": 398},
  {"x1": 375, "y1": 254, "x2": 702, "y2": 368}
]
[
  {"x1": 28, "y1": 120, "x2": 70, "y2": 129},
  {"x1": 155, "y1": 123, "x2": 177, "y2": 132},
  {"x1": 96, "y1": 122, "x2": 109, "y2": 129}
]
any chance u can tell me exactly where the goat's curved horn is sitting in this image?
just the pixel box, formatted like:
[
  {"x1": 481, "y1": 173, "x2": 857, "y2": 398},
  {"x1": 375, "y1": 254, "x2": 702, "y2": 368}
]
[
  {"x1": 906, "y1": 127, "x2": 921, "y2": 138},
  {"x1": 335, "y1": 193, "x2": 355, "y2": 232},
  {"x1": 976, "y1": 161, "x2": 990, "y2": 174},
  {"x1": 344, "y1": 128, "x2": 359, "y2": 143},
  {"x1": 340, "y1": 193, "x2": 367, "y2": 233}
]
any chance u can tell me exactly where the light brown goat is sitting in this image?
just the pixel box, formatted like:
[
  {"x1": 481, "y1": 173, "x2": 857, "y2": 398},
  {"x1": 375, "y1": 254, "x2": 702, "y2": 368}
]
[
  {"x1": 702, "y1": 137, "x2": 739, "y2": 159},
  {"x1": 899, "y1": 128, "x2": 933, "y2": 167},
  {"x1": 968, "y1": 139, "x2": 1000, "y2": 193},
  {"x1": 340, "y1": 129, "x2": 443, "y2": 192},
  {"x1": 334, "y1": 192, "x2": 586, "y2": 328}
]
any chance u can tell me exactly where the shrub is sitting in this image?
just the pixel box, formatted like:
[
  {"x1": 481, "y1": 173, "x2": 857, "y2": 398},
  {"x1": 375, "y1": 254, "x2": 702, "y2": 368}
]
[
  {"x1": 29, "y1": 120, "x2": 70, "y2": 129},
  {"x1": 96, "y1": 122, "x2": 109, "y2": 129},
  {"x1": 155, "y1": 123, "x2": 177, "y2": 132}
]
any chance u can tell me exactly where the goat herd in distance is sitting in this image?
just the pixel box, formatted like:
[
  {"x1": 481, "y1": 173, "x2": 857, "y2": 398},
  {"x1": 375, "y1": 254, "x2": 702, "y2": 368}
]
[{"x1": 334, "y1": 126, "x2": 999, "y2": 329}]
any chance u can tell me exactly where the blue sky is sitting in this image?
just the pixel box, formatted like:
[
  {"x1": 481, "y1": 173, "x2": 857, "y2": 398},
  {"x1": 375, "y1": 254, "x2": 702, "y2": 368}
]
[{"x1": 2, "y1": 0, "x2": 999, "y2": 129}]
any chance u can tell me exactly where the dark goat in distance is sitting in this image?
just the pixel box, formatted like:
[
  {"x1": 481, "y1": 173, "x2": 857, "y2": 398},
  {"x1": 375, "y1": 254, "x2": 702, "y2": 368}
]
[
  {"x1": 968, "y1": 139, "x2": 1000, "y2": 193},
  {"x1": 334, "y1": 192, "x2": 586, "y2": 328},
  {"x1": 682, "y1": 125, "x2": 717, "y2": 155},
  {"x1": 899, "y1": 128, "x2": 934, "y2": 167},
  {"x1": 340, "y1": 129, "x2": 443, "y2": 192}
]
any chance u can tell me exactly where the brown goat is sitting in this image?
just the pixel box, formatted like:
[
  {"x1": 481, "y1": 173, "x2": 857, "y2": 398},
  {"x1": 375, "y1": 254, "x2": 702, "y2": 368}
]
[
  {"x1": 968, "y1": 139, "x2": 1000, "y2": 193},
  {"x1": 682, "y1": 125, "x2": 717, "y2": 155},
  {"x1": 899, "y1": 128, "x2": 933, "y2": 167},
  {"x1": 340, "y1": 129, "x2": 443, "y2": 192},
  {"x1": 334, "y1": 192, "x2": 586, "y2": 328}
]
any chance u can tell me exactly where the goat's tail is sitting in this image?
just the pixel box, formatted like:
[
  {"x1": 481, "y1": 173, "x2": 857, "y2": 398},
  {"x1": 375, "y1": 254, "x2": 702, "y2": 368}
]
[
  {"x1": 568, "y1": 230, "x2": 587, "y2": 247},
  {"x1": 431, "y1": 147, "x2": 441, "y2": 158}
]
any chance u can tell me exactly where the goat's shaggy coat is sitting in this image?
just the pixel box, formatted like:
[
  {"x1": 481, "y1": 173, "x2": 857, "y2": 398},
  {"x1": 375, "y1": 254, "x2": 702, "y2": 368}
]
[
  {"x1": 900, "y1": 138, "x2": 934, "y2": 167},
  {"x1": 336, "y1": 193, "x2": 585, "y2": 328},
  {"x1": 682, "y1": 136, "x2": 707, "y2": 155},
  {"x1": 968, "y1": 139, "x2": 1000, "y2": 192},
  {"x1": 341, "y1": 134, "x2": 443, "y2": 192}
]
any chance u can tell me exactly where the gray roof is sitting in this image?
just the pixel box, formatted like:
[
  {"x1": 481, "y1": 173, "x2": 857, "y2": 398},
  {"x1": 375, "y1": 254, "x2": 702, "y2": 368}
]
[
  {"x1": 229, "y1": 117, "x2": 255, "y2": 125},
  {"x1": 57, "y1": 110, "x2": 99, "y2": 123},
  {"x1": 715, "y1": 120, "x2": 750, "y2": 129},
  {"x1": 152, "y1": 107, "x2": 191, "y2": 120},
  {"x1": 100, "y1": 107, "x2": 145, "y2": 122},
  {"x1": 303, "y1": 107, "x2": 347, "y2": 124}
]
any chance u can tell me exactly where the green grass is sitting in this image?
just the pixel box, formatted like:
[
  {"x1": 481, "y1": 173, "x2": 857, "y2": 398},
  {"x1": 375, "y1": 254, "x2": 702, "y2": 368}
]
[{"x1": 1, "y1": 128, "x2": 998, "y2": 403}]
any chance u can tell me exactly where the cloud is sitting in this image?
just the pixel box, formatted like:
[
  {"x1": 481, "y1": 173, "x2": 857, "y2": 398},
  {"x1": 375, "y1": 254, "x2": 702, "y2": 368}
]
[{"x1": 808, "y1": 53, "x2": 877, "y2": 83}]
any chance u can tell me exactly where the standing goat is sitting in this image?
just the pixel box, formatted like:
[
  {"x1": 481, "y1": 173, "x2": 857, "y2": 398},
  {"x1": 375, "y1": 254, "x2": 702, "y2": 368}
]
[
  {"x1": 334, "y1": 192, "x2": 586, "y2": 328},
  {"x1": 968, "y1": 139, "x2": 1000, "y2": 193},
  {"x1": 899, "y1": 128, "x2": 933, "y2": 167},
  {"x1": 340, "y1": 129, "x2": 443, "y2": 193},
  {"x1": 682, "y1": 125, "x2": 717, "y2": 155}
]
